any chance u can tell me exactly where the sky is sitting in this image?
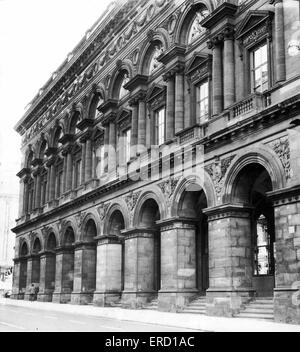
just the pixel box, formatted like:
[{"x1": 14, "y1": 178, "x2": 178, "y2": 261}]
[{"x1": 0, "y1": 0, "x2": 112, "y2": 193}]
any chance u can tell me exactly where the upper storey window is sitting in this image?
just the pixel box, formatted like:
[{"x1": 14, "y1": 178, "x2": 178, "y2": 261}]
[
  {"x1": 197, "y1": 80, "x2": 209, "y2": 124},
  {"x1": 251, "y1": 43, "x2": 269, "y2": 93},
  {"x1": 149, "y1": 44, "x2": 164, "y2": 75},
  {"x1": 188, "y1": 8, "x2": 209, "y2": 44},
  {"x1": 119, "y1": 73, "x2": 130, "y2": 100}
]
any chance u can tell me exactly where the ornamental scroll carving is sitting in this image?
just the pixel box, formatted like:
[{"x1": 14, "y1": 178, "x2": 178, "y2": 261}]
[
  {"x1": 75, "y1": 212, "x2": 86, "y2": 230},
  {"x1": 97, "y1": 203, "x2": 111, "y2": 221},
  {"x1": 158, "y1": 177, "x2": 179, "y2": 206},
  {"x1": 125, "y1": 191, "x2": 142, "y2": 222},
  {"x1": 205, "y1": 156, "x2": 235, "y2": 199},
  {"x1": 270, "y1": 138, "x2": 291, "y2": 181}
]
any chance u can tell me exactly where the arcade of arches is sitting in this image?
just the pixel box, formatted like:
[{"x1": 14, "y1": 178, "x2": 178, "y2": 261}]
[{"x1": 12, "y1": 159, "x2": 294, "y2": 319}]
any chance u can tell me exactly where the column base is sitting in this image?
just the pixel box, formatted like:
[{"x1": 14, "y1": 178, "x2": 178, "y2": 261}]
[
  {"x1": 10, "y1": 293, "x2": 24, "y2": 300},
  {"x1": 70, "y1": 291, "x2": 94, "y2": 305},
  {"x1": 158, "y1": 289, "x2": 199, "y2": 312},
  {"x1": 52, "y1": 291, "x2": 72, "y2": 304},
  {"x1": 93, "y1": 291, "x2": 121, "y2": 307},
  {"x1": 206, "y1": 288, "x2": 256, "y2": 317},
  {"x1": 37, "y1": 292, "x2": 54, "y2": 302},
  {"x1": 121, "y1": 291, "x2": 157, "y2": 309},
  {"x1": 274, "y1": 288, "x2": 300, "y2": 325}
]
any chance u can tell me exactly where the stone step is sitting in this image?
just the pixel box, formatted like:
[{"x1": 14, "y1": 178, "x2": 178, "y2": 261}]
[
  {"x1": 243, "y1": 308, "x2": 274, "y2": 314},
  {"x1": 180, "y1": 309, "x2": 206, "y2": 315},
  {"x1": 247, "y1": 304, "x2": 274, "y2": 309},
  {"x1": 237, "y1": 312, "x2": 274, "y2": 320}
]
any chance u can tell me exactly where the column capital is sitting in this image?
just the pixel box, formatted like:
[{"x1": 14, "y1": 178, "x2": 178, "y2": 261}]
[
  {"x1": 79, "y1": 129, "x2": 93, "y2": 143},
  {"x1": 61, "y1": 143, "x2": 74, "y2": 156},
  {"x1": 163, "y1": 63, "x2": 185, "y2": 82},
  {"x1": 95, "y1": 235, "x2": 123, "y2": 246},
  {"x1": 128, "y1": 90, "x2": 147, "y2": 106},
  {"x1": 223, "y1": 25, "x2": 235, "y2": 41},
  {"x1": 122, "y1": 228, "x2": 156, "y2": 240},
  {"x1": 203, "y1": 204, "x2": 254, "y2": 221},
  {"x1": 156, "y1": 217, "x2": 198, "y2": 231},
  {"x1": 17, "y1": 168, "x2": 31, "y2": 179},
  {"x1": 207, "y1": 33, "x2": 224, "y2": 49},
  {"x1": 74, "y1": 241, "x2": 96, "y2": 250}
]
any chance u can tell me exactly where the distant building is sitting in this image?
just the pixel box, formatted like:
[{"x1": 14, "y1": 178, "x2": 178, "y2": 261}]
[
  {"x1": 0, "y1": 161, "x2": 19, "y2": 292},
  {"x1": 11, "y1": 0, "x2": 300, "y2": 325}
]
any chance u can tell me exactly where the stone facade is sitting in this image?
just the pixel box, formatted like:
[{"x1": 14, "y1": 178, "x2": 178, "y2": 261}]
[{"x1": 11, "y1": 0, "x2": 300, "y2": 324}]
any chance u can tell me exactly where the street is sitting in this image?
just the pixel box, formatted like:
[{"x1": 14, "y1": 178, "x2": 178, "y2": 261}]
[{"x1": 0, "y1": 303, "x2": 200, "y2": 332}]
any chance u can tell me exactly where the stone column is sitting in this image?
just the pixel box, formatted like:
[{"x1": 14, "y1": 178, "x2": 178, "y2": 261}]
[
  {"x1": 24, "y1": 255, "x2": 40, "y2": 300},
  {"x1": 34, "y1": 172, "x2": 42, "y2": 210},
  {"x1": 65, "y1": 151, "x2": 73, "y2": 191},
  {"x1": 48, "y1": 163, "x2": 56, "y2": 202},
  {"x1": 52, "y1": 246, "x2": 74, "y2": 304},
  {"x1": 273, "y1": 0, "x2": 286, "y2": 82},
  {"x1": 71, "y1": 242, "x2": 97, "y2": 305},
  {"x1": 204, "y1": 205, "x2": 255, "y2": 317},
  {"x1": 11, "y1": 259, "x2": 21, "y2": 300},
  {"x1": 108, "y1": 121, "x2": 116, "y2": 177},
  {"x1": 103, "y1": 124, "x2": 110, "y2": 175},
  {"x1": 85, "y1": 138, "x2": 93, "y2": 182},
  {"x1": 80, "y1": 141, "x2": 86, "y2": 185},
  {"x1": 37, "y1": 251, "x2": 56, "y2": 302},
  {"x1": 138, "y1": 97, "x2": 147, "y2": 155},
  {"x1": 130, "y1": 101, "x2": 139, "y2": 159},
  {"x1": 93, "y1": 236, "x2": 123, "y2": 306},
  {"x1": 164, "y1": 71, "x2": 175, "y2": 141},
  {"x1": 122, "y1": 230, "x2": 156, "y2": 308},
  {"x1": 158, "y1": 220, "x2": 198, "y2": 312},
  {"x1": 175, "y1": 66, "x2": 185, "y2": 133},
  {"x1": 223, "y1": 26, "x2": 235, "y2": 108},
  {"x1": 208, "y1": 37, "x2": 223, "y2": 115},
  {"x1": 22, "y1": 178, "x2": 29, "y2": 215},
  {"x1": 268, "y1": 189, "x2": 300, "y2": 324}
]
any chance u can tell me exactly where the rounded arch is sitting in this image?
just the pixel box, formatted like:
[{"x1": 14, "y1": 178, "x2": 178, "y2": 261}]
[
  {"x1": 60, "y1": 219, "x2": 78, "y2": 245},
  {"x1": 108, "y1": 60, "x2": 133, "y2": 100},
  {"x1": 32, "y1": 237, "x2": 42, "y2": 254},
  {"x1": 46, "y1": 232, "x2": 57, "y2": 251},
  {"x1": 138, "y1": 30, "x2": 170, "y2": 75},
  {"x1": 37, "y1": 138, "x2": 48, "y2": 160},
  {"x1": 132, "y1": 186, "x2": 167, "y2": 227},
  {"x1": 19, "y1": 239, "x2": 29, "y2": 257},
  {"x1": 223, "y1": 147, "x2": 286, "y2": 203},
  {"x1": 81, "y1": 212, "x2": 100, "y2": 241},
  {"x1": 174, "y1": 1, "x2": 212, "y2": 45},
  {"x1": 171, "y1": 173, "x2": 216, "y2": 217},
  {"x1": 68, "y1": 108, "x2": 82, "y2": 135},
  {"x1": 103, "y1": 202, "x2": 129, "y2": 236},
  {"x1": 62, "y1": 226, "x2": 76, "y2": 246},
  {"x1": 24, "y1": 146, "x2": 34, "y2": 169}
]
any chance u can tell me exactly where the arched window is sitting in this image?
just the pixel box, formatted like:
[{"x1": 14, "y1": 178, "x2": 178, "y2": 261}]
[
  {"x1": 119, "y1": 73, "x2": 130, "y2": 100},
  {"x1": 149, "y1": 44, "x2": 164, "y2": 75},
  {"x1": 187, "y1": 7, "x2": 209, "y2": 44}
]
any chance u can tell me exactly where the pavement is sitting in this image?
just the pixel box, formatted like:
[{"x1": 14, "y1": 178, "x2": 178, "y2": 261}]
[{"x1": 1, "y1": 297, "x2": 300, "y2": 332}]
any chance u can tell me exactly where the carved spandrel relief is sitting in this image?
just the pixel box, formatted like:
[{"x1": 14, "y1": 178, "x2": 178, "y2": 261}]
[
  {"x1": 269, "y1": 138, "x2": 291, "y2": 181},
  {"x1": 205, "y1": 156, "x2": 235, "y2": 200},
  {"x1": 97, "y1": 203, "x2": 111, "y2": 221},
  {"x1": 158, "y1": 177, "x2": 179, "y2": 207},
  {"x1": 125, "y1": 191, "x2": 142, "y2": 223}
]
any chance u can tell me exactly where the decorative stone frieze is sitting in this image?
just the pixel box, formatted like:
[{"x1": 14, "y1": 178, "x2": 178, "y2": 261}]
[{"x1": 269, "y1": 138, "x2": 291, "y2": 181}]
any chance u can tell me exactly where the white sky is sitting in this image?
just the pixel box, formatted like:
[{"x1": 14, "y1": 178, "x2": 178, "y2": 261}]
[{"x1": 0, "y1": 0, "x2": 112, "y2": 192}]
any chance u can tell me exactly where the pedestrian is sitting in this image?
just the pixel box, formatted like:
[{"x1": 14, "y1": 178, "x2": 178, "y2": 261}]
[
  {"x1": 34, "y1": 285, "x2": 39, "y2": 301},
  {"x1": 29, "y1": 284, "x2": 35, "y2": 302}
]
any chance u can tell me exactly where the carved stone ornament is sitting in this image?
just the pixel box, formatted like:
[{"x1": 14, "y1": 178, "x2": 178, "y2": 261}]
[
  {"x1": 270, "y1": 138, "x2": 291, "y2": 181},
  {"x1": 97, "y1": 203, "x2": 111, "y2": 221},
  {"x1": 158, "y1": 177, "x2": 179, "y2": 206},
  {"x1": 205, "y1": 156, "x2": 235, "y2": 199},
  {"x1": 75, "y1": 212, "x2": 86, "y2": 229},
  {"x1": 125, "y1": 191, "x2": 141, "y2": 212}
]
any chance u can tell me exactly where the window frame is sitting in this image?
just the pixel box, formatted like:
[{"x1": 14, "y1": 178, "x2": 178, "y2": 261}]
[
  {"x1": 249, "y1": 41, "x2": 270, "y2": 94},
  {"x1": 154, "y1": 106, "x2": 166, "y2": 146}
]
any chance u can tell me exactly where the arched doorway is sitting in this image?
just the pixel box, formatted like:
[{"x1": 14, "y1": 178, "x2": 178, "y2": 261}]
[
  {"x1": 32, "y1": 238, "x2": 41, "y2": 286},
  {"x1": 232, "y1": 163, "x2": 275, "y2": 297},
  {"x1": 62, "y1": 227, "x2": 75, "y2": 301},
  {"x1": 138, "y1": 199, "x2": 161, "y2": 292},
  {"x1": 178, "y1": 188, "x2": 209, "y2": 294},
  {"x1": 42, "y1": 233, "x2": 56, "y2": 301},
  {"x1": 71, "y1": 219, "x2": 97, "y2": 305},
  {"x1": 94, "y1": 209, "x2": 125, "y2": 306},
  {"x1": 108, "y1": 210, "x2": 125, "y2": 291},
  {"x1": 19, "y1": 242, "x2": 29, "y2": 298}
]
